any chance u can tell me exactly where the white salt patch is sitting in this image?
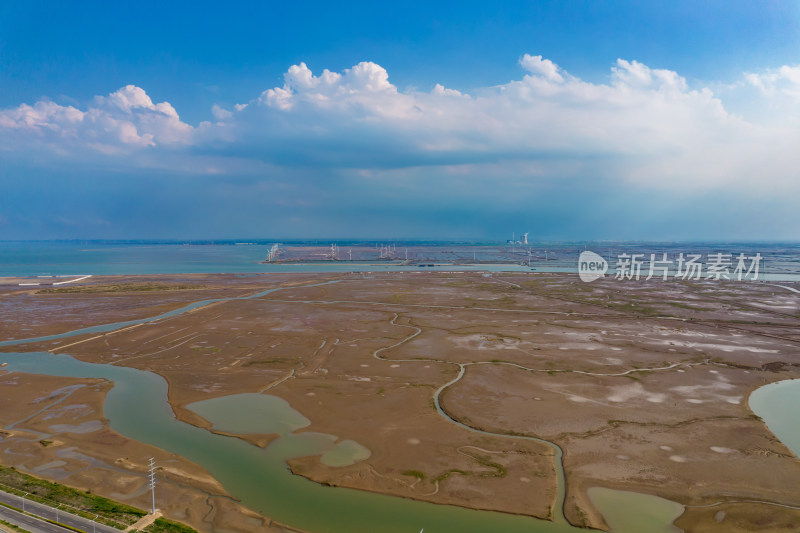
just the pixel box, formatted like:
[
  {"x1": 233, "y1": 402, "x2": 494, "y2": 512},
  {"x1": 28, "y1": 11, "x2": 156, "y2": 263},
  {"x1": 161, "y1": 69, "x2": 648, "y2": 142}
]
[
  {"x1": 390, "y1": 364, "x2": 400, "y2": 368},
  {"x1": 534, "y1": 397, "x2": 542, "y2": 401},
  {"x1": 710, "y1": 446, "x2": 736, "y2": 454},
  {"x1": 686, "y1": 399, "x2": 704, "y2": 404},
  {"x1": 662, "y1": 340, "x2": 777, "y2": 353},
  {"x1": 671, "y1": 378, "x2": 735, "y2": 397},
  {"x1": 49, "y1": 420, "x2": 102, "y2": 434},
  {"x1": 568, "y1": 395, "x2": 590, "y2": 403},
  {"x1": 407, "y1": 438, "x2": 420, "y2": 445},
  {"x1": 360, "y1": 364, "x2": 369, "y2": 368},
  {"x1": 607, "y1": 382, "x2": 651, "y2": 403},
  {"x1": 520, "y1": 477, "x2": 531, "y2": 483},
  {"x1": 348, "y1": 377, "x2": 371, "y2": 382},
  {"x1": 676, "y1": 369, "x2": 685, "y2": 373},
  {"x1": 659, "y1": 445, "x2": 673, "y2": 451},
  {"x1": 669, "y1": 455, "x2": 687, "y2": 463},
  {"x1": 616, "y1": 454, "x2": 630, "y2": 460},
  {"x1": 709, "y1": 370, "x2": 718, "y2": 374},
  {"x1": 306, "y1": 392, "x2": 315, "y2": 396}
]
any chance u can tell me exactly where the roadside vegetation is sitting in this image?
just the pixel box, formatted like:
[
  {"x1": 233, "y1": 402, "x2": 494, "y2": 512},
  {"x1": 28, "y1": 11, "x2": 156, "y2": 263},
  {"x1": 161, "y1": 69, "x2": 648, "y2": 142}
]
[
  {"x1": 144, "y1": 517, "x2": 197, "y2": 533},
  {"x1": 0, "y1": 517, "x2": 28, "y2": 532},
  {"x1": 0, "y1": 466, "x2": 196, "y2": 532}
]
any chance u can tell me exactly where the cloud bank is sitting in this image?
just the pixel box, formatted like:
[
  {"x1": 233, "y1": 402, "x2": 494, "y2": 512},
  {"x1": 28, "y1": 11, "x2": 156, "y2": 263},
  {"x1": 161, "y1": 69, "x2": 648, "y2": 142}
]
[{"x1": 1, "y1": 55, "x2": 799, "y2": 239}]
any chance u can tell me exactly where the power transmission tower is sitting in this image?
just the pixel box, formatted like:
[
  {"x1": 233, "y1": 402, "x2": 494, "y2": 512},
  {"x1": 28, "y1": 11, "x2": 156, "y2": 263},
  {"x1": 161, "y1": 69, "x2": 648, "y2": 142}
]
[{"x1": 148, "y1": 457, "x2": 157, "y2": 514}]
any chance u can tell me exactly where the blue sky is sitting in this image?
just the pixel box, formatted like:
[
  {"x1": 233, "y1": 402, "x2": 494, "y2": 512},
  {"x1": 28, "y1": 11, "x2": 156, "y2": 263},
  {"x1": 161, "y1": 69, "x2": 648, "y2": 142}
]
[{"x1": 1, "y1": 1, "x2": 799, "y2": 240}]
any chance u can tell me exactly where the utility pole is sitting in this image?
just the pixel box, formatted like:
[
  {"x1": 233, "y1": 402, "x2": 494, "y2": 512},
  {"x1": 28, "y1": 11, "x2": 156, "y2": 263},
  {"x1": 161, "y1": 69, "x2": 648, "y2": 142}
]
[{"x1": 148, "y1": 457, "x2": 157, "y2": 514}]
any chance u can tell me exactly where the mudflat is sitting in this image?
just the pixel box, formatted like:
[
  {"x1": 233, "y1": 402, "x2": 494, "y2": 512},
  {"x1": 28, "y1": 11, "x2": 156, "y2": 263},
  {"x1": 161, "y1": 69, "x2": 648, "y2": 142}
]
[{"x1": 2, "y1": 272, "x2": 799, "y2": 532}]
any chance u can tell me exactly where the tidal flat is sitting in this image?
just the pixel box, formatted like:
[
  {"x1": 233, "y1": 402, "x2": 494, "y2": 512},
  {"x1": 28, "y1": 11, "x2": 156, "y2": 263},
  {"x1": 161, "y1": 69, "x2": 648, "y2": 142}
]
[{"x1": 1, "y1": 272, "x2": 799, "y2": 532}]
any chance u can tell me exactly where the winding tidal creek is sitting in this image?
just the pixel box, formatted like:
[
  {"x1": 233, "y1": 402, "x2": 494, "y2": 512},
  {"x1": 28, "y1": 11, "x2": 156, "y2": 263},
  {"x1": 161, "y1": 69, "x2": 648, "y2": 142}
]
[{"x1": 3, "y1": 282, "x2": 796, "y2": 532}]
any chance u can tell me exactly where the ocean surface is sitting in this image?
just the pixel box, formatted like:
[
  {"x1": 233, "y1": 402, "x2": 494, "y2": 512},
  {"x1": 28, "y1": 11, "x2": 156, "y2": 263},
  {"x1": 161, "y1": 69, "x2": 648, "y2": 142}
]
[{"x1": 1, "y1": 240, "x2": 799, "y2": 281}]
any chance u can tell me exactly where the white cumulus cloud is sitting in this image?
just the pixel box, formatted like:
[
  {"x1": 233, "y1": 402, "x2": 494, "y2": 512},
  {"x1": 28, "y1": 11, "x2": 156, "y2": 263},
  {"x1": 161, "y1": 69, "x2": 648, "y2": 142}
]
[
  {"x1": 0, "y1": 85, "x2": 193, "y2": 155},
  {"x1": 209, "y1": 55, "x2": 798, "y2": 194},
  {"x1": 746, "y1": 64, "x2": 800, "y2": 101},
  {"x1": 520, "y1": 54, "x2": 565, "y2": 82},
  {"x1": 0, "y1": 55, "x2": 798, "y2": 196}
]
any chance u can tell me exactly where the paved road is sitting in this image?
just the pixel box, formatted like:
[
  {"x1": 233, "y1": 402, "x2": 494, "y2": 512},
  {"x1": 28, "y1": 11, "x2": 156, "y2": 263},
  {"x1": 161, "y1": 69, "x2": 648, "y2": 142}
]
[
  {"x1": 0, "y1": 501, "x2": 64, "y2": 533},
  {"x1": 0, "y1": 488, "x2": 120, "y2": 533}
]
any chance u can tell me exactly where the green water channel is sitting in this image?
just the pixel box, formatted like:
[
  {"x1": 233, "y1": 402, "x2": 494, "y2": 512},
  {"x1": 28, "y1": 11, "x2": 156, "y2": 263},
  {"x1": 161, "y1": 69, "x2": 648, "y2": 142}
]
[
  {"x1": 2, "y1": 352, "x2": 578, "y2": 532},
  {"x1": 0, "y1": 277, "x2": 695, "y2": 532},
  {"x1": 749, "y1": 379, "x2": 800, "y2": 457},
  {"x1": 186, "y1": 393, "x2": 371, "y2": 467},
  {"x1": 588, "y1": 488, "x2": 683, "y2": 533},
  {"x1": 0, "y1": 351, "x2": 694, "y2": 533}
]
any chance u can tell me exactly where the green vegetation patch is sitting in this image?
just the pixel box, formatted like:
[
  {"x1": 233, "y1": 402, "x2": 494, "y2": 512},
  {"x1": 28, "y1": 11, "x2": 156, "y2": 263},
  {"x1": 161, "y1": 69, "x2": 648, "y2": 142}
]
[
  {"x1": 37, "y1": 284, "x2": 200, "y2": 294},
  {"x1": 243, "y1": 358, "x2": 293, "y2": 366},
  {"x1": 663, "y1": 301, "x2": 715, "y2": 312},
  {"x1": 0, "y1": 465, "x2": 145, "y2": 527},
  {"x1": 0, "y1": 517, "x2": 29, "y2": 532},
  {"x1": 191, "y1": 346, "x2": 220, "y2": 353},
  {"x1": 471, "y1": 454, "x2": 508, "y2": 478},
  {"x1": 144, "y1": 517, "x2": 197, "y2": 533},
  {"x1": 0, "y1": 465, "x2": 198, "y2": 532},
  {"x1": 433, "y1": 469, "x2": 468, "y2": 482}
]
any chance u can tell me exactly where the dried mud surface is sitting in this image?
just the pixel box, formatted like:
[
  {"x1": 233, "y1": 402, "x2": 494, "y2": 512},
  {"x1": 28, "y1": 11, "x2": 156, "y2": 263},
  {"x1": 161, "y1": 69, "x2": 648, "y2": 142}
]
[{"x1": 2, "y1": 272, "x2": 800, "y2": 532}]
